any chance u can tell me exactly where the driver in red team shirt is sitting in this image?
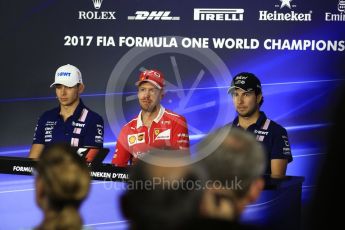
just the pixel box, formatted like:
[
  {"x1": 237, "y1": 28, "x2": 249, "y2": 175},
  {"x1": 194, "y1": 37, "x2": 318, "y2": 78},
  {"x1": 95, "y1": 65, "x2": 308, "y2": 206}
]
[{"x1": 112, "y1": 69, "x2": 190, "y2": 166}]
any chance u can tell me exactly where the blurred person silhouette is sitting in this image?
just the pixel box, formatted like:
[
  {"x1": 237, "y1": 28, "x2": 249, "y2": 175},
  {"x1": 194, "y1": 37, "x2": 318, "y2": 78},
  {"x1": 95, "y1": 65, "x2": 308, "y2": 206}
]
[
  {"x1": 192, "y1": 126, "x2": 266, "y2": 228},
  {"x1": 308, "y1": 88, "x2": 345, "y2": 229},
  {"x1": 120, "y1": 149, "x2": 201, "y2": 230},
  {"x1": 121, "y1": 127, "x2": 266, "y2": 229},
  {"x1": 34, "y1": 144, "x2": 91, "y2": 230}
]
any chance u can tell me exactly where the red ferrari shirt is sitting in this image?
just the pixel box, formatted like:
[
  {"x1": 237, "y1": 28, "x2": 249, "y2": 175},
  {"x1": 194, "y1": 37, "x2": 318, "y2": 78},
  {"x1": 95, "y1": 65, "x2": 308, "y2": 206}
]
[{"x1": 112, "y1": 106, "x2": 190, "y2": 166}]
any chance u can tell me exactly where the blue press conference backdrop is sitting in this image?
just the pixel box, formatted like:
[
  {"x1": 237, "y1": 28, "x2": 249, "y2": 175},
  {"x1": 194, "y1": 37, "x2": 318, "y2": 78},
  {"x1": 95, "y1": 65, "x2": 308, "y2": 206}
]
[{"x1": 0, "y1": 0, "x2": 345, "y2": 228}]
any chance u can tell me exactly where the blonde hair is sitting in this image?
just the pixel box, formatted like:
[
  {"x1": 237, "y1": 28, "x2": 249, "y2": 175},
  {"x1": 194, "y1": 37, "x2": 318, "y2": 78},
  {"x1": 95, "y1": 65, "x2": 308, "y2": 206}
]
[{"x1": 35, "y1": 144, "x2": 91, "y2": 230}]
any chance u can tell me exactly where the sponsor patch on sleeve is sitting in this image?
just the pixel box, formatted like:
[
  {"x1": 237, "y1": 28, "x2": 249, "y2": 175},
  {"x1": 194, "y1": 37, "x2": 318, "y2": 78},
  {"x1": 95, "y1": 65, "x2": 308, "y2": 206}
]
[{"x1": 282, "y1": 135, "x2": 291, "y2": 155}]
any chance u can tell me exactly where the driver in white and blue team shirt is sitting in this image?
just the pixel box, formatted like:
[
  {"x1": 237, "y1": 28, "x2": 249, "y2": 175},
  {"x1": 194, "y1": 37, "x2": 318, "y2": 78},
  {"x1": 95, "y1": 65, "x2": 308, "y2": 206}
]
[
  {"x1": 28, "y1": 64, "x2": 104, "y2": 159},
  {"x1": 228, "y1": 72, "x2": 293, "y2": 176}
]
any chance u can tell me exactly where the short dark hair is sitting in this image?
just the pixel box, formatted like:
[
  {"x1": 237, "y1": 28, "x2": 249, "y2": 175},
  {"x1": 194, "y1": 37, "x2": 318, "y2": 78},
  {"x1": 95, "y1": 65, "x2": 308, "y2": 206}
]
[
  {"x1": 258, "y1": 94, "x2": 264, "y2": 107},
  {"x1": 197, "y1": 126, "x2": 266, "y2": 198},
  {"x1": 121, "y1": 153, "x2": 204, "y2": 230}
]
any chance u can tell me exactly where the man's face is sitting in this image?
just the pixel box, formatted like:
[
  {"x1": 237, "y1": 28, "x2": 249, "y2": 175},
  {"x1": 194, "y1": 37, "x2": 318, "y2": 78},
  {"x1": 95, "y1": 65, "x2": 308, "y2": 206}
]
[
  {"x1": 231, "y1": 88, "x2": 261, "y2": 117},
  {"x1": 138, "y1": 82, "x2": 163, "y2": 112},
  {"x1": 55, "y1": 84, "x2": 82, "y2": 107}
]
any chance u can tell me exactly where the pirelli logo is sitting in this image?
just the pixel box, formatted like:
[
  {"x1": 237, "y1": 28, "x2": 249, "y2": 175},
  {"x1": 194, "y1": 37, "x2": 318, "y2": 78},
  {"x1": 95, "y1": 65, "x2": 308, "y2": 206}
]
[{"x1": 194, "y1": 8, "x2": 244, "y2": 21}]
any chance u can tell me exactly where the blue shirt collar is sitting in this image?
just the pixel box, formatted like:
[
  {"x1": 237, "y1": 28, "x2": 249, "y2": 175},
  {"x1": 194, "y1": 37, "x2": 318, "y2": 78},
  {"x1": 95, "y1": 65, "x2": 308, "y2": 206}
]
[
  {"x1": 55, "y1": 99, "x2": 86, "y2": 120},
  {"x1": 232, "y1": 111, "x2": 267, "y2": 129}
]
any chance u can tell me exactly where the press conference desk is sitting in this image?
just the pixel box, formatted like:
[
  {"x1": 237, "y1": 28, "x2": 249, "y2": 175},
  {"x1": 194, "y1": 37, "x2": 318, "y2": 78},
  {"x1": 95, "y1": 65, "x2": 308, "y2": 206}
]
[
  {"x1": 242, "y1": 175, "x2": 305, "y2": 230},
  {"x1": 0, "y1": 156, "x2": 129, "y2": 182},
  {"x1": 0, "y1": 156, "x2": 304, "y2": 230}
]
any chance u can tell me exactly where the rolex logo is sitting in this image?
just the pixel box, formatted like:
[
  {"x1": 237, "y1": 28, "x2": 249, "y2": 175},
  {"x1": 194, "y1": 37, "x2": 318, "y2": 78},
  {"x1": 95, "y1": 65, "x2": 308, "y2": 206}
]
[
  {"x1": 92, "y1": 0, "x2": 103, "y2": 10},
  {"x1": 79, "y1": 0, "x2": 116, "y2": 20}
]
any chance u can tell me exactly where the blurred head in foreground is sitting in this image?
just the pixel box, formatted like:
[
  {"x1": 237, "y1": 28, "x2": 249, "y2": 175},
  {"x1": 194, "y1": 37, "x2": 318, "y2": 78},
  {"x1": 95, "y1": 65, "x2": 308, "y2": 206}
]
[
  {"x1": 121, "y1": 149, "x2": 204, "y2": 230},
  {"x1": 34, "y1": 144, "x2": 91, "y2": 230},
  {"x1": 121, "y1": 127, "x2": 266, "y2": 229},
  {"x1": 197, "y1": 126, "x2": 266, "y2": 220}
]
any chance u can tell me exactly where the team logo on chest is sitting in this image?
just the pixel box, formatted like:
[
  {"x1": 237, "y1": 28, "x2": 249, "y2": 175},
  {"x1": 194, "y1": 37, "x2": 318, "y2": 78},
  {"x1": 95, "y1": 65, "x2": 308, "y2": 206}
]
[
  {"x1": 254, "y1": 129, "x2": 269, "y2": 142},
  {"x1": 254, "y1": 129, "x2": 269, "y2": 135},
  {"x1": 154, "y1": 129, "x2": 160, "y2": 136},
  {"x1": 72, "y1": 121, "x2": 86, "y2": 134},
  {"x1": 155, "y1": 129, "x2": 171, "y2": 140}
]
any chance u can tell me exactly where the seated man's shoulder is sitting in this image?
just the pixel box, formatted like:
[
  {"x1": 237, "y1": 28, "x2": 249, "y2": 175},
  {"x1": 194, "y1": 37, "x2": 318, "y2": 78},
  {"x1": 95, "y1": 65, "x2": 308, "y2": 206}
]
[
  {"x1": 121, "y1": 116, "x2": 139, "y2": 130},
  {"x1": 87, "y1": 109, "x2": 103, "y2": 121},
  {"x1": 164, "y1": 108, "x2": 187, "y2": 121},
  {"x1": 267, "y1": 119, "x2": 287, "y2": 134},
  {"x1": 81, "y1": 105, "x2": 103, "y2": 123}
]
